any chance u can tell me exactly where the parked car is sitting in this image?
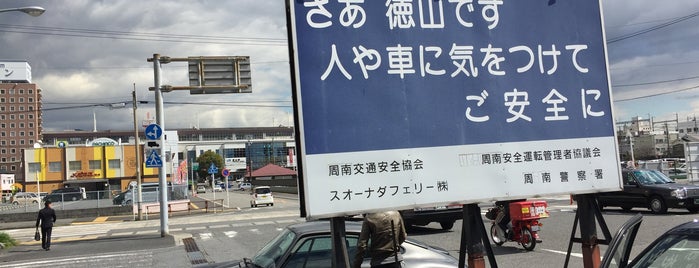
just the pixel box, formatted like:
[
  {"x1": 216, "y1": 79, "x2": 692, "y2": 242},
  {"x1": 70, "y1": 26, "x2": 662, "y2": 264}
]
[
  {"x1": 601, "y1": 215, "x2": 699, "y2": 268},
  {"x1": 44, "y1": 187, "x2": 86, "y2": 202},
  {"x1": 196, "y1": 185, "x2": 207, "y2": 194},
  {"x1": 596, "y1": 168, "x2": 699, "y2": 213},
  {"x1": 400, "y1": 204, "x2": 463, "y2": 230},
  {"x1": 250, "y1": 186, "x2": 274, "y2": 207},
  {"x1": 10, "y1": 192, "x2": 41, "y2": 205},
  {"x1": 199, "y1": 220, "x2": 459, "y2": 268},
  {"x1": 238, "y1": 182, "x2": 252, "y2": 191}
]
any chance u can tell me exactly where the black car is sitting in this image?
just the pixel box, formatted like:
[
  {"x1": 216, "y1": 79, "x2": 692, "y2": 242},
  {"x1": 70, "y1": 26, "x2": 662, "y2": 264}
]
[
  {"x1": 201, "y1": 220, "x2": 459, "y2": 268},
  {"x1": 596, "y1": 169, "x2": 699, "y2": 214},
  {"x1": 601, "y1": 215, "x2": 699, "y2": 267},
  {"x1": 44, "y1": 187, "x2": 86, "y2": 202},
  {"x1": 400, "y1": 204, "x2": 463, "y2": 230},
  {"x1": 112, "y1": 190, "x2": 129, "y2": 206}
]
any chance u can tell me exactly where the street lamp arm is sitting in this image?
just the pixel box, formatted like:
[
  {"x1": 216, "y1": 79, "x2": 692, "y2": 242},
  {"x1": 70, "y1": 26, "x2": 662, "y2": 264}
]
[{"x1": 0, "y1": 6, "x2": 46, "y2": 17}]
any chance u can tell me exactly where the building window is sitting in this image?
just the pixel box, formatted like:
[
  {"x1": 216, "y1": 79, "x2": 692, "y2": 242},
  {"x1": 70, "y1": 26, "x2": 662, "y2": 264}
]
[
  {"x1": 28, "y1": 89, "x2": 32, "y2": 94},
  {"x1": 1, "y1": 123, "x2": 4, "y2": 128},
  {"x1": 9, "y1": 132, "x2": 15, "y2": 137},
  {"x1": 0, "y1": 97, "x2": 4, "y2": 103},
  {"x1": 9, "y1": 106, "x2": 14, "y2": 112},
  {"x1": 1, "y1": 158, "x2": 5, "y2": 162},
  {"x1": 19, "y1": 131, "x2": 25, "y2": 137},
  {"x1": 9, "y1": 98, "x2": 14, "y2": 103},
  {"x1": 9, "y1": 123, "x2": 14, "y2": 128},
  {"x1": 19, "y1": 89, "x2": 24, "y2": 94},
  {"x1": 19, "y1": 114, "x2": 24, "y2": 120},
  {"x1": 1, "y1": 149, "x2": 5, "y2": 154},
  {"x1": 10, "y1": 149, "x2": 15, "y2": 154},
  {"x1": 28, "y1": 162, "x2": 41, "y2": 173},
  {"x1": 19, "y1": 97, "x2": 24, "y2": 103},
  {"x1": 9, "y1": 140, "x2": 15, "y2": 145},
  {"x1": 69, "y1": 161, "x2": 81, "y2": 171},
  {"x1": 28, "y1": 114, "x2": 33, "y2": 119},
  {"x1": 29, "y1": 123, "x2": 33, "y2": 128},
  {"x1": 49, "y1": 162, "x2": 62, "y2": 172},
  {"x1": 28, "y1": 106, "x2": 33, "y2": 111},
  {"x1": 19, "y1": 123, "x2": 24, "y2": 128},
  {"x1": 29, "y1": 131, "x2": 33, "y2": 136},
  {"x1": 19, "y1": 106, "x2": 24, "y2": 111},
  {"x1": 108, "y1": 159, "x2": 121, "y2": 169},
  {"x1": 0, "y1": 115, "x2": 3, "y2": 120},
  {"x1": 10, "y1": 165, "x2": 15, "y2": 171},
  {"x1": 89, "y1": 160, "x2": 101, "y2": 169},
  {"x1": 20, "y1": 140, "x2": 25, "y2": 145},
  {"x1": 9, "y1": 114, "x2": 14, "y2": 120},
  {"x1": 0, "y1": 132, "x2": 4, "y2": 137},
  {"x1": 28, "y1": 97, "x2": 33, "y2": 102}
]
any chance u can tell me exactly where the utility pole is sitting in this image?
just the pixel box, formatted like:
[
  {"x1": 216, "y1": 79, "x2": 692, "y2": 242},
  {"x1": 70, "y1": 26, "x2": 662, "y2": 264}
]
[{"x1": 132, "y1": 85, "x2": 143, "y2": 221}]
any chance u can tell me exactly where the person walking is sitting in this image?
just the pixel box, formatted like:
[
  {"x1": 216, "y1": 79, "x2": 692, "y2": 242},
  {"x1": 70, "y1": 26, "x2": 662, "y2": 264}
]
[
  {"x1": 36, "y1": 200, "x2": 56, "y2": 251},
  {"x1": 353, "y1": 211, "x2": 407, "y2": 268}
]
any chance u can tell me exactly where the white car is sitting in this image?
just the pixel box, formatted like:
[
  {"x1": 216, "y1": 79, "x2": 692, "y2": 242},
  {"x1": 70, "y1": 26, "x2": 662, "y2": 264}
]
[
  {"x1": 238, "y1": 182, "x2": 252, "y2": 191},
  {"x1": 250, "y1": 186, "x2": 274, "y2": 207},
  {"x1": 196, "y1": 185, "x2": 207, "y2": 194}
]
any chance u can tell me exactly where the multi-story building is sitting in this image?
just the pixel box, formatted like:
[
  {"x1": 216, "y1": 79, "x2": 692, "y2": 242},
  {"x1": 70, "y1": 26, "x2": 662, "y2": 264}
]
[
  {"x1": 0, "y1": 61, "x2": 42, "y2": 177},
  {"x1": 23, "y1": 127, "x2": 297, "y2": 192}
]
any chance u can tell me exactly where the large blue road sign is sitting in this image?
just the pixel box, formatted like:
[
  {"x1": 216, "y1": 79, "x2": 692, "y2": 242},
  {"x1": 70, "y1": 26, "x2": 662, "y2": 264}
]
[{"x1": 289, "y1": 0, "x2": 621, "y2": 218}]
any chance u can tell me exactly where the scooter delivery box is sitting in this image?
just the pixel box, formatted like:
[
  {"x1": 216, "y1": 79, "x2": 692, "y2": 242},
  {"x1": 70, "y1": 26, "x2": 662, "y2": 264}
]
[{"x1": 509, "y1": 200, "x2": 549, "y2": 221}]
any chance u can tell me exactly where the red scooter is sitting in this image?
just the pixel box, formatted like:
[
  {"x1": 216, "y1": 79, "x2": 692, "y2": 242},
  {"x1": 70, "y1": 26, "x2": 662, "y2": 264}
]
[{"x1": 486, "y1": 200, "x2": 549, "y2": 251}]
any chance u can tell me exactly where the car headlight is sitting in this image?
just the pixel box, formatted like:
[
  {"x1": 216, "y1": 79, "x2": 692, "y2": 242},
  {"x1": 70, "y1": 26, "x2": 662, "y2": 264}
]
[{"x1": 671, "y1": 187, "x2": 687, "y2": 199}]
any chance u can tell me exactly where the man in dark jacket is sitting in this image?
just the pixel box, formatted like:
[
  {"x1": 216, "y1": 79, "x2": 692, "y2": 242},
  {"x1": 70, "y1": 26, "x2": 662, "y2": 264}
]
[
  {"x1": 36, "y1": 200, "x2": 56, "y2": 250},
  {"x1": 353, "y1": 211, "x2": 407, "y2": 268}
]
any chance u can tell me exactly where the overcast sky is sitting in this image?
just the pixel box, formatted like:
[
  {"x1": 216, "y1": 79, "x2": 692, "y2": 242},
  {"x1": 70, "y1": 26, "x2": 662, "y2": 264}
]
[{"x1": 1, "y1": 0, "x2": 699, "y2": 132}]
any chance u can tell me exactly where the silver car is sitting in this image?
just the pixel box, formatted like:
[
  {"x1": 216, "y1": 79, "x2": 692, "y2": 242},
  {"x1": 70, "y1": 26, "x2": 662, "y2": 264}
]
[
  {"x1": 10, "y1": 192, "x2": 41, "y2": 205},
  {"x1": 204, "y1": 220, "x2": 459, "y2": 268}
]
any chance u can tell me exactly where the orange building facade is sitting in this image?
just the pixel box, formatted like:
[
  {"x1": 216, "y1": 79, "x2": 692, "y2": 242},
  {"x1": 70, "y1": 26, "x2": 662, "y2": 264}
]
[{"x1": 22, "y1": 143, "x2": 164, "y2": 194}]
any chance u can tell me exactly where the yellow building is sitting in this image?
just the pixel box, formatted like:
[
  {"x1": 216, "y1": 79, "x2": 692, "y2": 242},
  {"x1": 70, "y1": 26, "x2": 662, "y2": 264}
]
[{"x1": 22, "y1": 139, "x2": 163, "y2": 194}]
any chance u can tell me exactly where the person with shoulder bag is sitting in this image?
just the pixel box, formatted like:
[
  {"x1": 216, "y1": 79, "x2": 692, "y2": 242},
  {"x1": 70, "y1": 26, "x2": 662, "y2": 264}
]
[{"x1": 36, "y1": 200, "x2": 56, "y2": 251}]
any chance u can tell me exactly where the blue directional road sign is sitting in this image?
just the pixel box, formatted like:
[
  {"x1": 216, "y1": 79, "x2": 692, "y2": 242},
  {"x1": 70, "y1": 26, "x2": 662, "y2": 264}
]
[
  {"x1": 145, "y1": 124, "x2": 163, "y2": 140},
  {"x1": 207, "y1": 163, "x2": 218, "y2": 175},
  {"x1": 145, "y1": 150, "x2": 163, "y2": 168}
]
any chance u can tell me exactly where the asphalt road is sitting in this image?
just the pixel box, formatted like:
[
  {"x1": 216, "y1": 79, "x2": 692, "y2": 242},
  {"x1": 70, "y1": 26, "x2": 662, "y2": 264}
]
[{"x1": 1, "y1": 192, "x2": 698, "y2": 267}]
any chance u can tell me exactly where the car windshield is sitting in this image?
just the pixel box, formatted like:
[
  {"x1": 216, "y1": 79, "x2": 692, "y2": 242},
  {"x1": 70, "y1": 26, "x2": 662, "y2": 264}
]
[
  {"x1": 255, "y1": 188, "x2": 271, "y2": 194},
  {"x1": 633, "y1": 170, "x2": 673, "y2": 184},
  {"x1": 252, "y1": 228, "x2": 297, "y2": 268},
  {"x1": 631, "y1": 234, "x2": 699, "y2": 267}
]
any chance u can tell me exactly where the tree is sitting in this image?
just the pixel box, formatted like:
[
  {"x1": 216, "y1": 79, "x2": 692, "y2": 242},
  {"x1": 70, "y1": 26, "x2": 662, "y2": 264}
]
[{"x1": 195, "y1": 150, "x2": 224, "y2": 183}]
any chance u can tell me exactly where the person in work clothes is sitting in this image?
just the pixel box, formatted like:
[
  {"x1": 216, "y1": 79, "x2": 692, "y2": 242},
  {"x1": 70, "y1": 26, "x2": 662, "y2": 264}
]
[
  {"x1": 353, "y1": 211, "x2": 407, "y2": 268},
  {"x1": 36, "y1": 200, "x2": 57, "y2": 250}
]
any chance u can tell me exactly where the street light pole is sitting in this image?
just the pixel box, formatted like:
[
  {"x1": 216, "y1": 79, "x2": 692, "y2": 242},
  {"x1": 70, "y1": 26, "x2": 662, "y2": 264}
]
[{"x1": 0, "y1": 6, "x2": 45, "y2": 16}]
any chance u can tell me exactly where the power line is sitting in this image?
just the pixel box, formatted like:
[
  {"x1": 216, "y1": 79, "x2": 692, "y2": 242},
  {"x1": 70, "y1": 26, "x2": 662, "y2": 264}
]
[
  {"x1": 607, "y1": 10, "x2": 699, "y2": 44},
  {"x1": 614, "y1": 84, "x2": 699, "y2": 102},
  {"x1": 613, "y1": 75, "x2": 699, "y2": 88},
  {"x1": 0, "y1": 23, "x2": 287, "y2": 46}
]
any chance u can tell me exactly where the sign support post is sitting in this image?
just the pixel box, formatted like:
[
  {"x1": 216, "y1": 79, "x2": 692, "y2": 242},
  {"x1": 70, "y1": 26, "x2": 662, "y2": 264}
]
[{"x1": 151, "y1": 54, "x2": 169, "y2": 237}]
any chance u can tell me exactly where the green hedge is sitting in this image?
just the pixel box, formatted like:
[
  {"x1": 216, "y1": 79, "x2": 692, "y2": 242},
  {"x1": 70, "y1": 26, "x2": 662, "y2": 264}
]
[{"x1": 0, "y1": 232, "x2": 18, "y2": 249}]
